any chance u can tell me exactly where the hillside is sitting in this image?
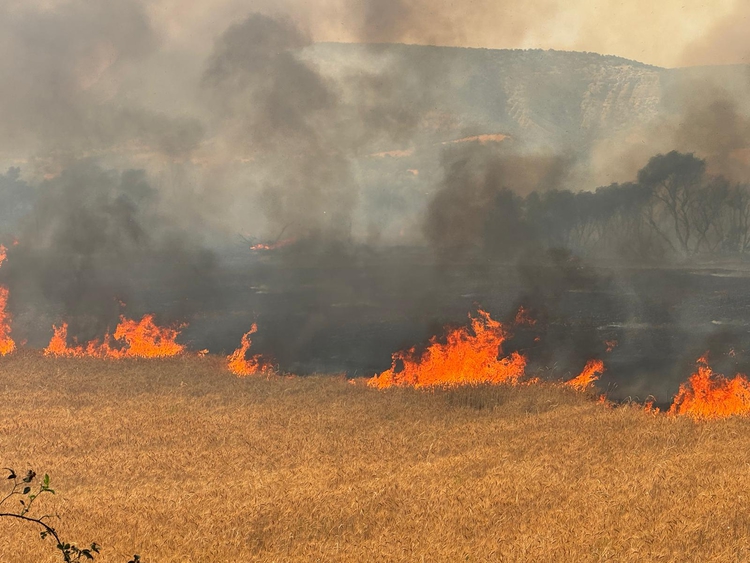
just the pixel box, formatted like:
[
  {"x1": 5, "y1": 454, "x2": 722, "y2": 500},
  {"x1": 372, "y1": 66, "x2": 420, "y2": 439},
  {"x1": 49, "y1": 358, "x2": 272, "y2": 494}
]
[{"x1": 303, "y1": 43, "x2": 747, "y2": 150}]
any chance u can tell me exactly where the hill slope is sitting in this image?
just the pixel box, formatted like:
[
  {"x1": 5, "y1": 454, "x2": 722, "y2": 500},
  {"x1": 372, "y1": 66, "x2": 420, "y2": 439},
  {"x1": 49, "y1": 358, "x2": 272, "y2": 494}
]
[{"x1": 304, "y1": 43, "x2": 747, "y2": 150}]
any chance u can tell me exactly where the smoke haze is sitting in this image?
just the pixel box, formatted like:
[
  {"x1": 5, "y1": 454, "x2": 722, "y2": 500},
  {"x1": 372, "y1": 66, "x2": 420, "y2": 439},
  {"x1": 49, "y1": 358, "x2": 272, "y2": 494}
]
[{"x1": 2, "y1": 0, "x2": 750, "y2": 400}]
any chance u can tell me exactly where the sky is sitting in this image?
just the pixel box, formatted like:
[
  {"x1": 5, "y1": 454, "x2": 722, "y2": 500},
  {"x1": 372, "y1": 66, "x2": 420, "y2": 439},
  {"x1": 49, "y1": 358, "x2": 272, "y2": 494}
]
[{"x1": 141, "y1": 0, "x2": 747, "y2": 68}]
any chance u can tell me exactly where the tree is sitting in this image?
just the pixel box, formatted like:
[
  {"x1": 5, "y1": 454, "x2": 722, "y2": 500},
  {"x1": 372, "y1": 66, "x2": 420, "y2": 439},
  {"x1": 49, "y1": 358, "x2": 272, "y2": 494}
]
[
  {"x1": 0, "y1": 467, "x2": 140, "y2": 563},
  {"x1": 637, "y1": 151, "x2": 706, "y2": 255}
]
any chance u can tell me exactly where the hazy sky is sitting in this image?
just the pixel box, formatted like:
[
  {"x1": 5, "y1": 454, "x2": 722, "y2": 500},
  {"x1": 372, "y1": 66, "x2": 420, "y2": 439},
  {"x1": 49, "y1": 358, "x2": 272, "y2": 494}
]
[{"x1": 141, "y1": 0, "x2": 747, "y2": 68}]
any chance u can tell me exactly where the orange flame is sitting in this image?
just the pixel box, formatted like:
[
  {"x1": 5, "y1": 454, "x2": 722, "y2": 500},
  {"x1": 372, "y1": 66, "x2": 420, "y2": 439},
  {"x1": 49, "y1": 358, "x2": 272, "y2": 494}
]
[
  {"x1": 605, "y1": 340, "x2": 618, "y2": 353},
  {"x1": 668, "y1": 354, "x2": 750, "y2": 420},
  {"x1": 227, "y1": 324, "x2": 275, "y2": 376},
  {"x1": 0, "y1": 286, "x2": 16, "y2": 356},
  {"x1": 0, "y1": 245, "x2": 16, "y2": 356},
  {"x1": 250, "y1": 238, "x2": 297, "y2": 251},
  {"x1": 45, "y1": 323, "x2": 74, "y2": 357},
  {"x1": 566, "y1": 359, "x2": 605, "y2": 392},
  {"x1": 514, "y1": 306, "x2": 537, "y2": 326},
  {"x1": 44, "y1": 315, "x2": 186, "y2": 359},
  {"x1": 644, "y1": 399, "x2": 660, "y2": 415},
  {"x1": 368, "y1": 309, "x2": 527, "y2": 389}
]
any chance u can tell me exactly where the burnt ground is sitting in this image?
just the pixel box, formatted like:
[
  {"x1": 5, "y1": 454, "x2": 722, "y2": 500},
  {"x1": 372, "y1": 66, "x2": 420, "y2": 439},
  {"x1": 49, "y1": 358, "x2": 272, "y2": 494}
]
[
  {"x1": 11, "y1": 245, "x2": 750, "y2": 402},
  {"x1": 188, "y1": 247, "x2": 750, "y2": 403}
]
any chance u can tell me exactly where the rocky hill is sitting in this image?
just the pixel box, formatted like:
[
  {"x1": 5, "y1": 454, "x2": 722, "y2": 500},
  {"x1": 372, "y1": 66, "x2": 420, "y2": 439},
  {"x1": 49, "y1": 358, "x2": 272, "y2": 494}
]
[{"x1": 303, "y1": 43, "x2": 747, "y2": 150}]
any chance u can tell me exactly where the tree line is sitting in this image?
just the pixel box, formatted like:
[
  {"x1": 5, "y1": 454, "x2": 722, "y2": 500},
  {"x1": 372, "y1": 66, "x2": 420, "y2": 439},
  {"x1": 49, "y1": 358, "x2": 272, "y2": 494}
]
[{"x1": 462, "y1": 151, "x2": 750, "y2": 261}]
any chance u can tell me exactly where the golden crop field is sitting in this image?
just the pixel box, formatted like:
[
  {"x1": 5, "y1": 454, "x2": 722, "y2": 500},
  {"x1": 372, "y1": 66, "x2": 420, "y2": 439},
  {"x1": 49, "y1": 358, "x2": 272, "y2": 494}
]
[{"x1": 2, "y1": 353, "x2": 750, "y2": 562}]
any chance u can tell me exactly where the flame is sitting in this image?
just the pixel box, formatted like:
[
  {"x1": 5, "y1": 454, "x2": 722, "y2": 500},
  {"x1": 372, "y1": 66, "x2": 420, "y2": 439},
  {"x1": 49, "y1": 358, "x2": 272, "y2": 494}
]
[
  {"x1": 566, "y1": 359, "x2": 605, "y2": 391},
  {"x1": 250, "y1": 238, "x2": 297, "y2": 251},
  {"x1": 0, "y1": 245, "x2": 16, "y2": 355},
  {"x1": 111, "y1": 315, "x2": 186, "y2": 358},
  {"x1": 644, "y1": 399, "x2": 660, "y2": 414},
  {"x1": 227, "y1": 324, "x2": 275, "y2": 376},
  {"x1": 514, "y1": 306, "x2": 536, "y2": 326},
  {"x1": 368, "y1": 309, "x2": 527, "y2": 389},
  {"x1": 0, "y1": 287, "x2": 15, "y2": 356},
  {"x1": 605, "y1": 340, "x2": 618, "y2": 353},
  {"x1": 44, "y1": 315, "x2": 186, "y2": 359},
  {"x1": 668, "y1": 354, "x2": 750, "y2": 420}
]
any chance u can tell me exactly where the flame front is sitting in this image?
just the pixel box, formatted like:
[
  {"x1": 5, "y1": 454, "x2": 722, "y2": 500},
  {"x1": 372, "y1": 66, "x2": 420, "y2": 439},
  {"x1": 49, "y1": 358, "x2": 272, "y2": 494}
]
[
  {"x1": 566, "y1": 359, "x2": 605, "y2": 391},
  {"x1": 668, "y1": 354, "x2": 750, "y2": 420},
  {"x1": 111, "y1": 315, "x2": 185, "y2": 358},
  {"x1": 227, "y1": 324, "x2": 275, "y2": 376},
  {"x1": 0, "y1": 245, "x2": 15, "y2": 355},
  {"x1": 44, "y1": 315, "x2": 185, "y2": 359},
  {"x1": 368, "y1": 309, "x2": 527, "y2": 389}
]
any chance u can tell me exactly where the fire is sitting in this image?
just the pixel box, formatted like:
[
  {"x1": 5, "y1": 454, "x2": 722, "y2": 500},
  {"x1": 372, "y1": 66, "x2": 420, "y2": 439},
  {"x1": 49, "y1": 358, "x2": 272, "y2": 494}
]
[
  {"x1": 368, "y1": 309, "x2": 527, "y2": 389},
  {"x1": 250, "y1": 238, "x2": 296, "y2": 251},
  {"x1": 668, "y1": 354, "x2": 750, "y2": 420},
  {"x1": 0, "y1": 245, "x2": 16, "y2": 356},
  {"x1": 605, "y1": 340, "x2": 618, "y2": 353},
  {"x1": 227, "y1": 324, "x2": 275, "y2": 376},
  {"x1": 566, "y1": 359, "x2": 605, "y2": 392},
  {"x1": 44, "y1": 315, "x2": 186, "y2": 359},
  {"x1": 514, "y1": 306, "x2": 537, "y2": 326},
  {"x1": 0, "y1": 287, "x2": 15, "y2": 356}
]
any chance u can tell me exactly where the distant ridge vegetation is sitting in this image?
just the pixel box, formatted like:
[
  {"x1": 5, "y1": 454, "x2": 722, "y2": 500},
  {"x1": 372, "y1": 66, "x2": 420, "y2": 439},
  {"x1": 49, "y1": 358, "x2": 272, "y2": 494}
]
[{"x1": 303, "y1": 42, "x2": 747, "y2": 150}]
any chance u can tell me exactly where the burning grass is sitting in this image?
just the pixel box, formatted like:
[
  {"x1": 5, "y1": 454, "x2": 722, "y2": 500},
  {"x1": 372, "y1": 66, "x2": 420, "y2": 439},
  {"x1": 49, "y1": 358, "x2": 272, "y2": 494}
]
[
  {"x1": 44, "y1": 315, "x2": 186, "y2": 359},
  {"x1": 668, "y1": 354, "x2": 750, "y2": 420},
  {"x1": 3, "y1": 355, "x2": 750, "y2": 562},
  {"x1": 368, "y1": 309, "x2": 527, "y2": 389},
  {"x1": 226, "y1": 323, "x2": 275, "y2": 376}
]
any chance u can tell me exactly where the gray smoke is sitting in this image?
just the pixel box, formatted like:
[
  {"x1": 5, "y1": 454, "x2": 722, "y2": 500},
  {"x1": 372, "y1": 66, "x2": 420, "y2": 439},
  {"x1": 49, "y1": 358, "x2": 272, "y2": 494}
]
[
  {"x1": 0, "y1": 0, "x2": 204, "y2": 173},
  {"x1": 1, "y1": 161, "x2": 217, "y2": 343}
]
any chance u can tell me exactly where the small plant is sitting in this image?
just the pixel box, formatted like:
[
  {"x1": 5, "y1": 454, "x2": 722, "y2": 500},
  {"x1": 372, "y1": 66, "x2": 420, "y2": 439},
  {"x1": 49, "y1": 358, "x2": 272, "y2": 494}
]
[{"x1": 0, "y1": 467, "x2": 140, "y2": 562}]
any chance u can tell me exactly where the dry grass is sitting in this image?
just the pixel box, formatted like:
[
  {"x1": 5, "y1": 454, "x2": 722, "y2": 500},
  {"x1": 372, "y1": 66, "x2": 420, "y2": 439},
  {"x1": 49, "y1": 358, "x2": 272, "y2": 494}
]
[{"x1": 2, "y1": 353, "x2": 750, "y2": 562}]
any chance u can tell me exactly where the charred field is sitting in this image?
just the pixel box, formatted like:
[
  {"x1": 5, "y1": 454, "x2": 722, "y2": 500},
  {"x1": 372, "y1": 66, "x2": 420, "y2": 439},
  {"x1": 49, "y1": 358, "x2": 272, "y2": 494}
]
[
  {"x1": 144, "y1": 246, "x2": 750, "y2": 404},
  {"x1": 3, "y1": 353, "x2": 750, "y2": 562}
]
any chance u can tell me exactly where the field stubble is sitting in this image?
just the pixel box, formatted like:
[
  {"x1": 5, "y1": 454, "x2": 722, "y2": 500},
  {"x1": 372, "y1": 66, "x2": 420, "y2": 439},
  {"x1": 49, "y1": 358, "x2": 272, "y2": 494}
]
[{"x1": 1, "y1": 353, "x2": 750, "y2": 562}]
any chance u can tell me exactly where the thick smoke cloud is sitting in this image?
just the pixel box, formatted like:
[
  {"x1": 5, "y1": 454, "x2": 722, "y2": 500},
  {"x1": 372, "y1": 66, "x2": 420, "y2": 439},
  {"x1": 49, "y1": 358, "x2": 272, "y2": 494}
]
[
  {"x1": 680, "y1": 1, "x2": 750, "y2": 66},
  {"x1": 0, "y1": 0, "x2": 203, "y2": 173},
  {"x1": 424, "y1": 142, "x2": 574, "y2": 257},
  {"x1": 2, "y1": 0, "x2": 750, "y2": 400},
  {"x1": 200, "y1": 13, "x2": 447, "y2": 244},
  {"x1": 1, "y1": 162, "x2": 217, "y2": 343},
  {"x1": 201, "y1": 14, "x2": 355, "y2": 243}
]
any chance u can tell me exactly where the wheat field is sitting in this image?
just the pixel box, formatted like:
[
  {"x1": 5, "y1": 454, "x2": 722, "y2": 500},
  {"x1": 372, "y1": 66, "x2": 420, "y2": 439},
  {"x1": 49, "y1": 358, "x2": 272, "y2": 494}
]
[{"x1": 1, "y1": 353, "x2": 750, "y2": 562}]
